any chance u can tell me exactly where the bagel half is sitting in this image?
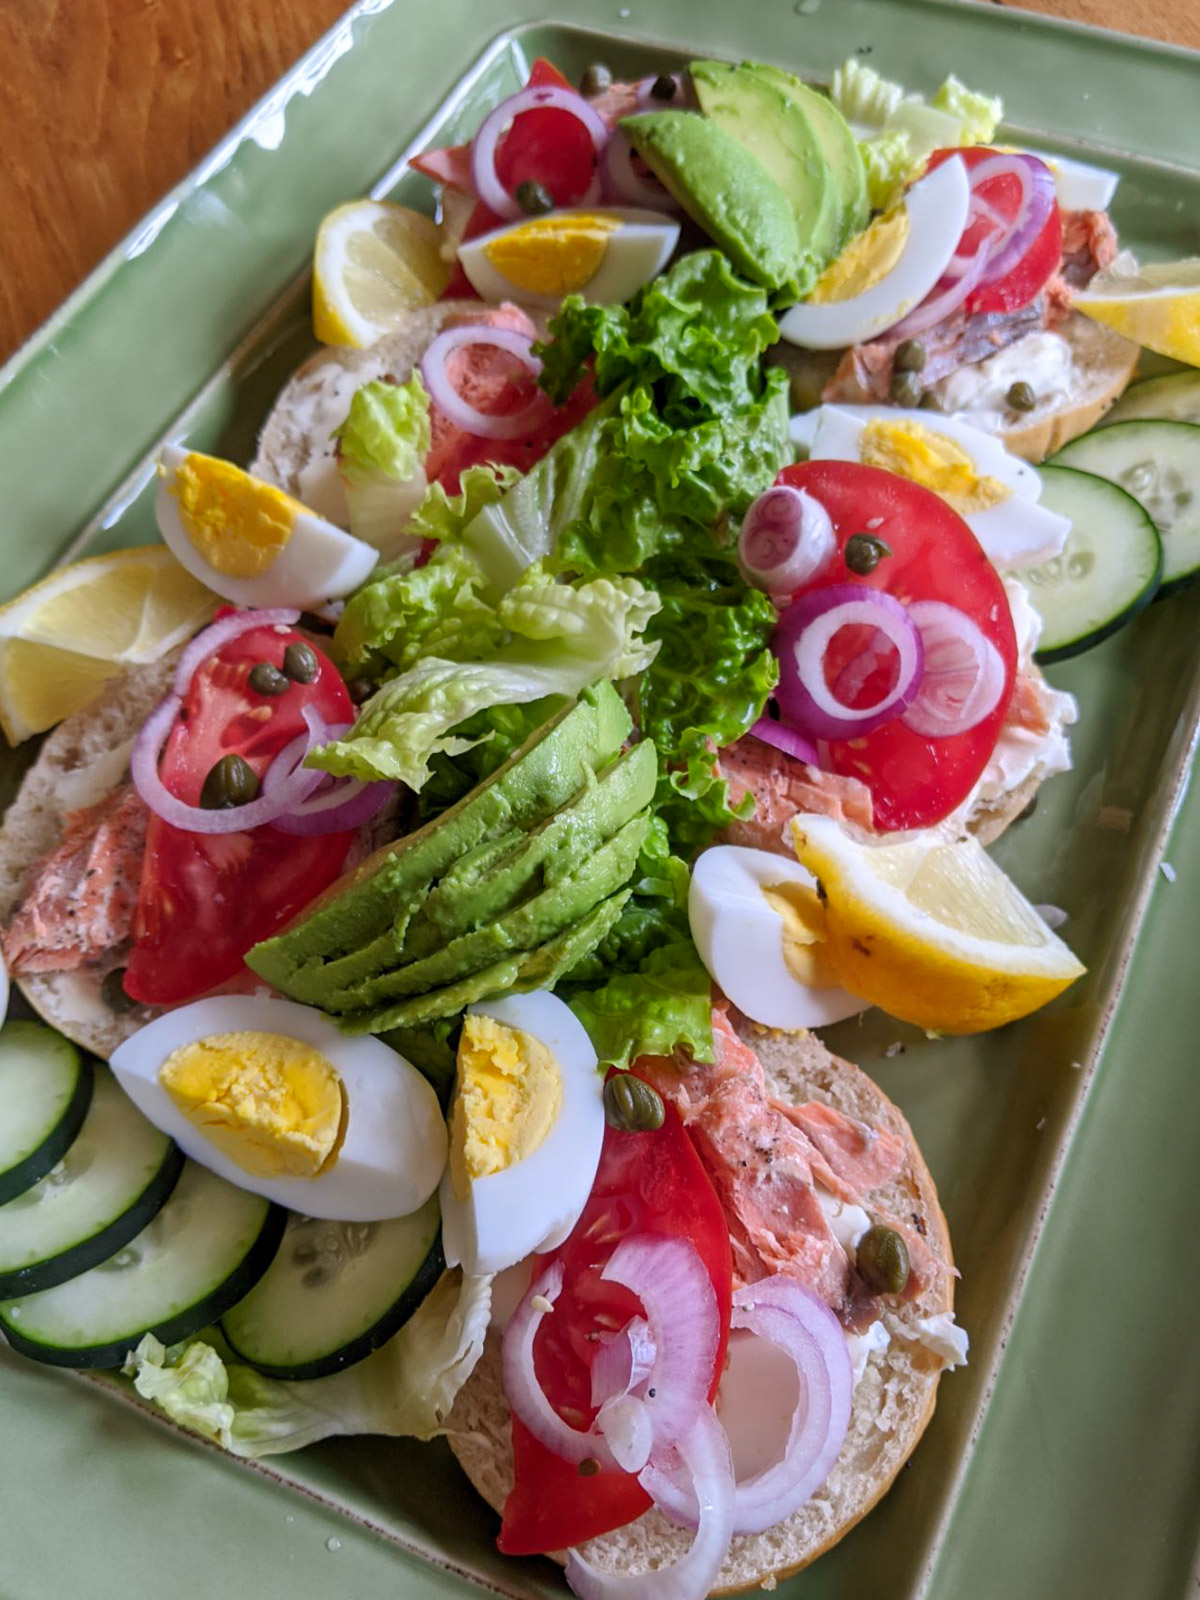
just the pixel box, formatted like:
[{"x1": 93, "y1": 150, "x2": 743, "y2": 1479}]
[{"x1": 446, "y1": 1021, "x2": 957, "y2": 1594}]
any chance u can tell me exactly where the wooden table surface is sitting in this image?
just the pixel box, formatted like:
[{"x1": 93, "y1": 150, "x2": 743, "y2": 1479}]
[{"x1": 0, "y1": 0, "x2": 1195, "y2": 363}]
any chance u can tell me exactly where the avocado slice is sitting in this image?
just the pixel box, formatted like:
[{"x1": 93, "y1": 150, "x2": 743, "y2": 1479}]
[
  {"x1": 327, "y1": 810, "x2": 649, "y2": 1012},
  {"x1": 747, "y1": 63, "x2": 869, "y2": 246},
  {"x1": 690, "y1": 60, "x2": 838, "y2": 287},
  {"x1": 247, "y1": 681, "x2": 631, "y2": 994},
  {"x1": 620, "y1": 111, "x2": 801, "y2": 294},
  {"x1": 340, "y1": 887, "x2": 632, "y2": 1036}
]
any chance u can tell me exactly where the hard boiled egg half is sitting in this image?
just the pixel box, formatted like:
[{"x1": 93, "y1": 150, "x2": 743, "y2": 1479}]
[
  {"x1": 109, "y1": 996, "x2": 446, "y2": 1221},
  {"x1": 795, "y1": 405, "x2": 1071, "y2": 570},
  {"x1": 440, "y1": 990, "x2": 604, "y2": 1276},
  {"x1": 779, "y1": 156, "x2": 970, "y2": 350},
  {"x1": 457, "y1": 208, "x2": 680, "y2": 309},
  {"x1": 156, "y1": 445, "x2": 378, "y2": 608},
  {"x1": 689, "y1": 846, "x2": 865, "y2": 1030}
]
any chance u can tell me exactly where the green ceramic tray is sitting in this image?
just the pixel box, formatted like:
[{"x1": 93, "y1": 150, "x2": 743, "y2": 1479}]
[{"x1": 3, "y1": 3, "x2": 1200, "y2": 1597}]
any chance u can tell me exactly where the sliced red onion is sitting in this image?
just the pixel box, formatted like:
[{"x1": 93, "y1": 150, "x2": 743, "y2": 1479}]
[
  {"x1": 420, "y1": 325, "x2": 551, "y2": 442},
  {"x1": 888, "y1": 240, "x2": 991, "y2": 340},
  {"x1": 567, "y1": 1406, "x2": 735, "y2": 1600},
  {"x1": 596, "y1": 1394, "x2": 655, "y2": 1475},
  {"x1": 773, "y1": 584, "x2": 924, "y2": 743},
  {"x1": 900, "y1": 600, "x2": 1006, "y2": 738},
  {"x1": 966, "y1": 153, "x2": 1057, "y2": 290},
  {"x1": 748, "y1": 714, "x2": 819, "y2": 769},
  {"x1": 172, "y1": 607, "x2": 300, "y2": 697},
  {"x1": 591, "y1": 1316, "x2": 656, "y2": 1408},
  {"x1": 132, "y1": 700, "x2": 326, "y2": 835},
  {"x1": 738, "y1": 486, "x2": 837, "y2": 597},
  {"x1": 470, "y1": 85, "x2": 608, "y2": 221},
  {"x1": 600, "y1": 132, "x2": 679, "y2": 211}
]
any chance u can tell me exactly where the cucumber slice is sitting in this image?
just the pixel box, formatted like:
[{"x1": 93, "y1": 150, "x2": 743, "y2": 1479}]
[
  {"x1": 222, "y1": 1194, "x2": 443, "y2": 1379},
  {"x1": 1052, "y1": 420, "x2": 1200, "y2": 593},
  {"x1": 0, "y1": 1023, "x2": 94, "y2": 1205},
  {"x1": 0, "y1": 1068, "x2": 183, "y2": 1297},
  {"x1": 0, "y1": 1162, "x2": 285, "y2": 1368},
  {"x1": 1024, "y1": 465, "x2": 1162, "y2": 662},
  {"x1": 1102, "y1": 371, "x2": 1200, "y2": 427}
]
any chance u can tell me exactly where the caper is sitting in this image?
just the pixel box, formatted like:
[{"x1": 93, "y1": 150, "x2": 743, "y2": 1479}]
[
  {"x1": 345, "y1": 676, "x2": 375, "y2": 706},
  {"x1": 579, "y1": 61, "x2": 613, "y2": 96},
  {"x1": 100, "y1": 968, "x2": 135, "y2": 1013},
  {"x1": 282, "y1": 641, "x2": 318, "y2": 684},
  {"x1": 248, "y1": 661, "x2": 289, "y2": 697},
  {"x1": 893, "y1": 338, "x2": 926, "y2": 374},
  {"x1": 649, "y1": 73, "x2": 678, "y2": 101},
  {"x1": 1006, "y1": 380, "x2": 1037, "y2": 413},
  {"x1": 603, "y1": 1073, "x2": 665, "y2": 1134},
  {"x1": 844, "y1": 533, "x2": 892, "y2": 575},
  {"x1": 856, "y1": 1225, "x2": 910, "y2": 1297},
  {"x1": 889, "y1": 369, "x2": 924, "y2": 407},
  {"x1": 578, "y1": 1457, "x2": 601, "y2": 1477},
  {"x1": 515, "y1": 180, "x2": 555, "y2": 216},
  {"x1": 200, "y1": 753, "x2": 260, "y2": 810}
]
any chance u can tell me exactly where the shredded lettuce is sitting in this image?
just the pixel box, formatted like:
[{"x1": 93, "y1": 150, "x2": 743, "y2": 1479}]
[
  {"x1": 859, "y1": 130, "x2": 915, "y2": 212},
  {"x1": 829, "y1": 59, "x2": 907, "y2": 133},
  {"x1": 932, "y1": 73, "x2": 1004, "y2": 146},
  {"x1": 336, "y1": 376, "x2": 432, "y2": 556},
  {"x1": 121, "y1": 1270, "x2": 492, "y2": 1456}
]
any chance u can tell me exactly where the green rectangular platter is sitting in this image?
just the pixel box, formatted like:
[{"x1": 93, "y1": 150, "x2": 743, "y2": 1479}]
[{"x1": 2, "y1": 2, "x2": 1199, "y2": 1596}]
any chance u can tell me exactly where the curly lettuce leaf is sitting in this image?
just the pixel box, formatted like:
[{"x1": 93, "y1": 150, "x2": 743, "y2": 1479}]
[
  {"x1": 932, "y1": 73, "x2": 1003, "y2": 146},
  {"x1": 408, "y1": 462, "x2": 522, "y2": 546},
  {"x1": 334, "y1": 544, "x2": 501, "y2": 674},
  {"x1": 859, "y1": 130, "x2": 914, "y2": 212},
  {"x1": 338, "y1": 376, "x2": 431, "y2": 486},
  {"x1": 829, "y1": 59, "x2": 907, "y2": 133},
  {"x1": 121, "y1": 1271, "x2": 492, "y2": 1456}
]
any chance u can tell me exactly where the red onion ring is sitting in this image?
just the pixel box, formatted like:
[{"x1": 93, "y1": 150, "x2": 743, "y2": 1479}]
[
  {"x1": 469, "y1": 85, "x2": 608, "y2": 221},
  {"x1": 738, "y1": 486, "x2": 837, "y2": 597},
  {"x1": 600, "y1": 131, "x2": 679, "y2": 211},
  {"x1": 132, "y1": 700, "x2": 326, "y2": 835},
  {"x1": 590, "y1": 1316, "x2": 656, "y2": 1408},
  {"x1": 419, "y1": 325, "x2": 552, "y2": 442},
  {"x1": 887, "y1": 239, "x2": 991, "y2": 339},
  {"x1": 264, "y1": 721, "x2": 396, "y2": 836},
  {"x1": 966, "y1": 152, "x2": 1057, "y2": 290},
  {"x1": 748, "y1": 714, "x2": 820, "y2": 768},
  {"x1": 773, "y1": 584, "x2": 925, "y2": 743},
  {"x1": 568, "y1": 1406, "x2": 735, "y2": 1600},
  {"x1": 900, "y1": 600, "x2": 1006, "y2": 738},
  {"x1": 172, "y1": 608, "x2": 299, "y2": 697}
]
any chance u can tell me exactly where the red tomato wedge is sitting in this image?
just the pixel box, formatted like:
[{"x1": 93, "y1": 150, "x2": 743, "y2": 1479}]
[
  {"x1": 774, "y1": 461, "x2": 1017, "y2": 833},
  {"x1": 123, "y1": 623, "x2": 356, "y2": 1006},
  {"x1": 928, "y1": 146, "x2": 1063, "y2": 316},
  {"x1": 499, "y1": 1079, "x2": 733, "y2": 1557}
]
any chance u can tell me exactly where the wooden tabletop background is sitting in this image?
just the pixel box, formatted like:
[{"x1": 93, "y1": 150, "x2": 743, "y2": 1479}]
[{"x1": 0, "y1": 0, "x2": 1195, "y2": 363}]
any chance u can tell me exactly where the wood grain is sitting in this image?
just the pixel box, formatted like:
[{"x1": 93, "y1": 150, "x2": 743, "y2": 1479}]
[{"x1": 0, "y1": 0, "x2": 1194, "y2": 362}]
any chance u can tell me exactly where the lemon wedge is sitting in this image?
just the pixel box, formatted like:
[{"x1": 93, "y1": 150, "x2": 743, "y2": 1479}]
[
  {"x1": 1073, "y1": 258, "x2": 1200, "y2": 367},
  {"x1": 790, "y1": 815, "x2": 1085, "y2": 1033},
  {"x1": 312, "y1": 200, "x2": 451, "y2": 348},
  {"x1": 0, "y1": 546, "x2": 218, "y2": 744}
]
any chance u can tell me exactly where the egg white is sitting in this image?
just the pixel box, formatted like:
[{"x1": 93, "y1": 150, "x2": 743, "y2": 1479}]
[
  {"x1": 779, "y1": 157, "x2": 971, "y2": 351},
  {"x1": 457, "y1": 208, "x2": 680, "y2": 310},
  {"x1": 109, "y1": 996, "x2": 447, "y2": 1222},
  {"x1": 803, "y1": 404, "x2": 1071, "y2": 569},
  {"x1": 689, "y1": 846, "x2": 865, "y2": 1031},
  {"x1": 156, "y1": 445, "x2": 378, "y2": 609},
  {"x1": 1027, "y1": 149, "x2": 1119, "y2": 212},
  {"x1": 439, "y1": 990, "x2": 605, "y2": 1276}
]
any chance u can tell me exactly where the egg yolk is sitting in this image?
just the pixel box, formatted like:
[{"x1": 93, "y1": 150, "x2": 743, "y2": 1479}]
[
  {"x1": 807, "y1": 209, "x2": 910, "y2": 304},
  {"x1": 858, "y1": 419, "x2": 1011, "y2": 514},
  {"x1": 169, "y1": 453, "x2": 298, "y2": 578},
  {"x1": 449, "y1": 1015, "x2": 562, "y2": 1199},
  {"x1": 158, "y1": 1030, "x2": 346, "y2": 1180},
  {"x1": 762, "y1": 882, "x2": 842, "y2": 989},
  {"x1": 481, "y1": 214, "x2": 620, "y2": 296}
]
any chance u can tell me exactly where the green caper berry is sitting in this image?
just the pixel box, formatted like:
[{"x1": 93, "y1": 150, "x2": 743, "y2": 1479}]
[
  {"x1": 650, "y1": 73, "x2": 678, "y2": 101},
  {"x1": 579, "y1": 62, "x2": 613, "y2": 96},
  {"x1": 893, "y1": 338, "x2": 926, "y2": 374},
  {"x1": 346, "y1": 676, "x2": 375, "y2": 706},
  {"x1": 844, "y1": 533, "x2": 892, "y2": 575},
  {"x1": 578, "y1": 1458, "x2": 601, "y2": 1477},
  {"x1": 282, "y1": 641, "x2": 318, "y2": 684},
  {"x1": 100, "y1": 968, "x2": 135, "y2": 1014},
  {"x1": 889, "y1": 369, "x2": 924, "y2": 407},
  {"x1": 515, "y1": 180, "x2": 555, "y2": 216},
  {"x1": 603, "y1": 1073, "x2": 665, "y2": 1134},
  {"x1": 200, "y1": 753, "x2": 260, "y2": 810},
  {"x1": 856, "y1": 1225, "x2": 910, "y2": 1297},
  {"x1": 248, "y1": 662, "x2": 289, "y2": 697},
  {"x1": 1006, "y1": 380, "x2": 1037, "y2": 413}
]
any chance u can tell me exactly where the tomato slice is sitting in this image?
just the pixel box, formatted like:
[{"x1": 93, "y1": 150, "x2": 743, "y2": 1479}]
[
  {"x1": 499, "y1": 1079, "x2": 733, "y2": 1557},
  {"x1": 124, "y1": 623, "x2": 356, "y2": 1006},
  {"x1": 774, "y1": 461, "x2": 1017, "y2": 833},
  {"x1": 928, "y1": 146, "x2": 1063, "y2": 316}
]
